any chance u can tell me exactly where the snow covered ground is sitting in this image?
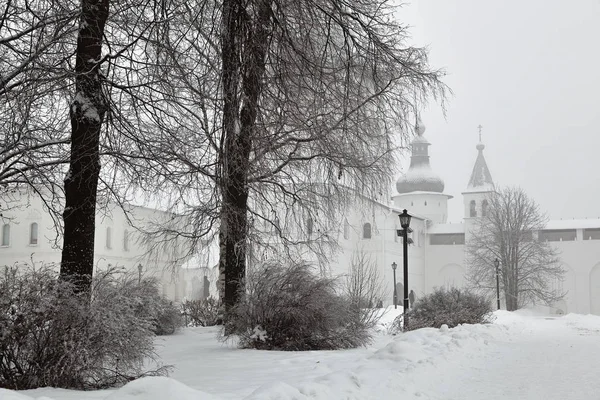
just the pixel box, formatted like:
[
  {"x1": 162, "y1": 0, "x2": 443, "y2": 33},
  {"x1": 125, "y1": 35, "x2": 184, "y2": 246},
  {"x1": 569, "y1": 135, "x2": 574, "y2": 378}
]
[{"x1": 4, "y1": 308, "x2": 600, "y2": 400}]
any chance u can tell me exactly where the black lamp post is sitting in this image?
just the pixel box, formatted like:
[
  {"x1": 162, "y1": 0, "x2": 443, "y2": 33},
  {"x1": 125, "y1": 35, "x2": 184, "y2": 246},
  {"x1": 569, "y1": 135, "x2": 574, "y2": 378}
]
[
  {"x1": 495, "y1": 258, "x2": 501, "y2": 310},
  {"x1": 138, "y1": 263, "x2": 143, "y2": 284},
  {"x1": 399, "y1": 209, "x2": 412, "y2": 330},
  {"x1": 392, "y1": 262, "x2": 398, "y2": 309}
]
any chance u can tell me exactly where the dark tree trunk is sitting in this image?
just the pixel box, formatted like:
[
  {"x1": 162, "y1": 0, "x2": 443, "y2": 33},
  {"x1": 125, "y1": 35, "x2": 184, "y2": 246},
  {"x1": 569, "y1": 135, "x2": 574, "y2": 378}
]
[
  {"x1": 60, "y1": 0, "x2": 110, "y2": 292},
  {"x1": 218, "y1": 0, "x2": 272, "y2": 310}
]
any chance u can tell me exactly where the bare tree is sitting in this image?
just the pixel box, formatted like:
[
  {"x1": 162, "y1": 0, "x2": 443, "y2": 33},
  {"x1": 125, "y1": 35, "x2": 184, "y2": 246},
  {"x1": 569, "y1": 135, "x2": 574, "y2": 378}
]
[
  {"x1": 112, "y1": 0, "x2": 446, "y2": 310},
  {"x1": 217, "y1": 0, "x2": 447, "y2": 310},
  {"x1": 344, "y1": 249, "x2": 388, "y2": 328},
  {"x1": 467, "y1": 187, "x2": 565, "y2": 311}
]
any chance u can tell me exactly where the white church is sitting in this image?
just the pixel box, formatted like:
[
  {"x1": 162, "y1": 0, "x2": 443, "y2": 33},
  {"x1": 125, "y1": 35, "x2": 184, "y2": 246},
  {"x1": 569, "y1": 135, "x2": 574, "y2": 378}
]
[
  {"x1": 2, "y1": 120, "x2": 600, "y2": 315},
  {"x1": 331, "y1": 120, "x2": 600, "y2": 315}
]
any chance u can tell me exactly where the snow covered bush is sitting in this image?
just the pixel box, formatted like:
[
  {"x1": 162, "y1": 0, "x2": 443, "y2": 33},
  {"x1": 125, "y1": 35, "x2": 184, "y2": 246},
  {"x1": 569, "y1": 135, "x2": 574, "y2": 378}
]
[
  {"x1": 222, "y1": 262, "x2": 372, "y2": 350},
  {"x1": 181, "y1": 297, "x2": 221, "y2": 327},
  {"x1": 121, "y1": 276, "x2": 182, "y2": 335},
  {"x1": 0, "y1": 266, "x2": 169, "y2": 390},
  {"x1": 390, "y1": 287, "x2": 495, "y2": 332}
]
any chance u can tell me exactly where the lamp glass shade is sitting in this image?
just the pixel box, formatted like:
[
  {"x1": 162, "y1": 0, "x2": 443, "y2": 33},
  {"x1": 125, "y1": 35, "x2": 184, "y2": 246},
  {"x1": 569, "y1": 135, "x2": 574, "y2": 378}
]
[
  {"x1": 391, "y1": 262, "x2": 397, "y2": 270},
  {"x1": 399, "y1": 209, "x2": 412, "y2": 229}
]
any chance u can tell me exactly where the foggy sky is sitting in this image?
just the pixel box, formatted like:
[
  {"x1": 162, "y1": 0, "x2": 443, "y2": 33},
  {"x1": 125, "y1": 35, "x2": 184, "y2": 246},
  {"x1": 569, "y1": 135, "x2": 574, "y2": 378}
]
[{"x1": 396, "y1": 0, "x2": 600, "y2": 223}]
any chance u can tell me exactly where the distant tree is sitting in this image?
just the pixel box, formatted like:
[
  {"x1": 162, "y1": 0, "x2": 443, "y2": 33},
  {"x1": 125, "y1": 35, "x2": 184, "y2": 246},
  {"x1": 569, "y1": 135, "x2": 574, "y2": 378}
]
[
  {"x1": 467, "y1": 187, "x2": 565, "y2": 311},
  {"x1": 344, "y1": 250, "x2": 388, "y2": 328}
]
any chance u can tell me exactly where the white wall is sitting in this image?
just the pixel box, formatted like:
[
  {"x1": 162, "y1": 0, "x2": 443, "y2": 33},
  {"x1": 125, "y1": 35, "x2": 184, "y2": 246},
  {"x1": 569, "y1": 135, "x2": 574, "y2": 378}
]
[{"x1": 0, "y1": 191, "x2": 193, "y2": 302}]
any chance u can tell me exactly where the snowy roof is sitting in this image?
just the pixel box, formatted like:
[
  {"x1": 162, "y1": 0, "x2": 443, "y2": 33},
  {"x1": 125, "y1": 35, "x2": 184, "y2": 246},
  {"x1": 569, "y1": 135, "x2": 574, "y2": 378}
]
[
  {"x1": 466, "y1": 142, "x2": 494, "y2": 191},
  {"x1": 396, "y1": 164, "x2": 445, "y2": 194},
  {"x1": 544, "y1": 219, "x2": 600, "y2": 230},
  {"x1": 462, "y1": 183, "x2": 495, "y2": 194},
  {"x1": 427, "y1": 223, "x2": 465, "y2": 234},
  {"x1": 392, "y1": 191, "x2": 453, "y2": 200},
  {"x1": 353, "y1": 193, "x2": 427, "y2": 221},
  {"x1": 412, "y1": 135, "x2": 430, "y2": 145}
]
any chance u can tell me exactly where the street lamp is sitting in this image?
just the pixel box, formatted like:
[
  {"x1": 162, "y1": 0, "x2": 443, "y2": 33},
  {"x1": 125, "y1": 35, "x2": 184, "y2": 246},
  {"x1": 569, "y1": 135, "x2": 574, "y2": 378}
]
[
  {"x1": 399, "y1": 209, "x2": 411, "y2": 330},
  {"x1": 392, "y1": 262, "x2": 398, "y2": 309},
  {"x1": 138, "y1": 263, "x2": 143, "y2": 284},
  {"x1": 495, "y1": 258, "x2": 500, "y2": 310}
]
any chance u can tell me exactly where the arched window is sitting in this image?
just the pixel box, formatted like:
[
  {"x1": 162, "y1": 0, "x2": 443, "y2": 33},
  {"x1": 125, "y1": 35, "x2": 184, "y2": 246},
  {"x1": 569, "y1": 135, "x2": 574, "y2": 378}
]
[
  {"x1": 469, "y1": 200, "x2": 477, "y2": 217},
  {"x1": 343, "y1": 219, "x2": 349, "y2": 240},
  {"x1": 123, "y1": 229, "x2": 130, "y2": 251},
  {"x1": 306, "y1": 218, "x2": 313, "y2": 237},
  {"x1": 363, "y1": 223, "x2": 372, "y2": 239},
  {"x1": 482, "y1": 200, "x2": 489, "y2": 217},
  {"x1": 1, "y1": 224, "x2": 10, "y2": 246},
  {"x1": 424, "y1": 201, "x2": 428, "y2": 206},
  {"x1": 106, "y1": 227, "x2": 112, "y2": 249},
  {"x1": 29, "y1": 223, "x2": 38, "y2": 245}
]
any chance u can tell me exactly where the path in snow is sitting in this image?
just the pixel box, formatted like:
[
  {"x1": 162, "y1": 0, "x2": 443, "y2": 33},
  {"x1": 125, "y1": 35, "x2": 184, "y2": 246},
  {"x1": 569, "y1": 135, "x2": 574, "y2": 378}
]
[{"x1": 416, "y1": 313, "x2": 600, "y2": 400}]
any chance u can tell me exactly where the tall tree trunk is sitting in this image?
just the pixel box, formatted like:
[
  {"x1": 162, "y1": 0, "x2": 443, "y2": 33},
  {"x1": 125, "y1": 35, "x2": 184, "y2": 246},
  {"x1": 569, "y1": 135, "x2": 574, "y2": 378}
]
[
  {"x1": 218, "y1": 0, "x2": 272, "y2": 310},
  {"x1": 60, "y1": 0, "x2": 110, "y2": 292}
]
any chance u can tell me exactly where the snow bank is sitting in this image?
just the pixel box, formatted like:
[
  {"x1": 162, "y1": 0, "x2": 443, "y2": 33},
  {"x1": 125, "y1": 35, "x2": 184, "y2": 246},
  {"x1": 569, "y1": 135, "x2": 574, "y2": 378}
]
[
  {"x1": 104, "y1": 377, "x2": 220, "y2": 400},
  {"x1": 0, "y1": 389, "x2": 39, "y2": 400},
  {"x1": 371, "y1": 322, "x2": 504, "y2": 365},
  {"x1": 243, "y1": 322, "x2": 508, "y2": 400}
]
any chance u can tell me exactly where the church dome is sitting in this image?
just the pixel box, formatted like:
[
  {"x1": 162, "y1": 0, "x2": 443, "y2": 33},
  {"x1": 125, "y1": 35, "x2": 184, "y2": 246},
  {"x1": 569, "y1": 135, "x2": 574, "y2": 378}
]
[
  {"x1": 396, "y1": 165, "x2": 445, "y2": 194},
  {"x1": 396, "y1": 118, "x2": 445, "y2": 194}
]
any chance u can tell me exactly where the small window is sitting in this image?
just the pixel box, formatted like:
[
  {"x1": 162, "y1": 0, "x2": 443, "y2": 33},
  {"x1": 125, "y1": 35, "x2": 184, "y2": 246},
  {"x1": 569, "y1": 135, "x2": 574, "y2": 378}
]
[
  {"x1": 106, "y1": 227, "x2": 112, "y2": 249},
  {"x1": 29, "y1": 222, "x2": 38, "y2": 245},
  {"x1": 307, "y1": 218, "x2": 313, "y2": 237},
  {"x1": 482, "y1": 200, "x2": 489, "y2": 217},
  {"x1": 363, "y1": 222, "x2": 372, "y2": 239},
  {"x1": 123, "y1": 229, "x2": 130, "y2": 251},
  {"x1": 343, "y1": 219, "x2": 349, "y2": 240},
  {"x1": 424, "y1": 201, "x2": 427, "y2": 206},
  {"x1": 469, "y1": 200, "x2": 477, "y2": 217},
  {"x1": 411, "y1": 201, "x2": 414, "y2": 206},
  {"x1": 1, "y1": 224, "x2": 10, "y2": 246}
]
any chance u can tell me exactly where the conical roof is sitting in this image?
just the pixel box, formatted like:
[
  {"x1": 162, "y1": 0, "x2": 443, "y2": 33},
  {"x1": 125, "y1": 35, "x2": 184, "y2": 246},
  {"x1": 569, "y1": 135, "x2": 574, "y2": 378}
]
[
  {"x1": 396, "y1": 119, "x2": 445, "y2": 194},
  {"x1": 466, "y1": 140, "x2": 494, "y2": 192}
]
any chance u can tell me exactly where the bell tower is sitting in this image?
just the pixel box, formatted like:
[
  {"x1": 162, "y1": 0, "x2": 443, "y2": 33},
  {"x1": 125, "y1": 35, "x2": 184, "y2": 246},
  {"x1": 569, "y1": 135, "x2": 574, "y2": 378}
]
[{"x1": 463, "y1": 125, "x2": 495, "y2": 238}]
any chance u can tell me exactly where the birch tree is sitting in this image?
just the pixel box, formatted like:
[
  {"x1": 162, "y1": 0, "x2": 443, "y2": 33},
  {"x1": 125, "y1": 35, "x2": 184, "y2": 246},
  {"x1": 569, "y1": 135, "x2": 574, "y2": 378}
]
[{"x1": 466, "y1": 187, "x2": 565, "y2": 311}]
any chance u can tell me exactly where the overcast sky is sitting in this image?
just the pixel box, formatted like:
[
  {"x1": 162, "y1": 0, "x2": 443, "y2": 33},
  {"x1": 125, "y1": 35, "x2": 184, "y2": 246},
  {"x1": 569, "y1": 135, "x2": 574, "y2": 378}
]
[{"x1": 394, "y1": 0, "x2": 600, "y2": 223}]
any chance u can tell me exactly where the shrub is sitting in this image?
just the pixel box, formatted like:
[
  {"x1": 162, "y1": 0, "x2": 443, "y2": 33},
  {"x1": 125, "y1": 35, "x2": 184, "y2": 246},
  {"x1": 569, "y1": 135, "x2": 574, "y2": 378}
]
[
  {"x1": 181, "y1": 297, "x2": 221, "y2": 327},
  {"x1": 0, "y1": 266, "x2": 170, "y2": 390},
  {"x1": 122, "y1": 277, "x2": 182, "y2": 335},
  {"x1": 390, "y1": 287, "x2": 495, "y2": 332},
  {"x1": 222, "y1": 262, "x2": 372, "y2": 350}
]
